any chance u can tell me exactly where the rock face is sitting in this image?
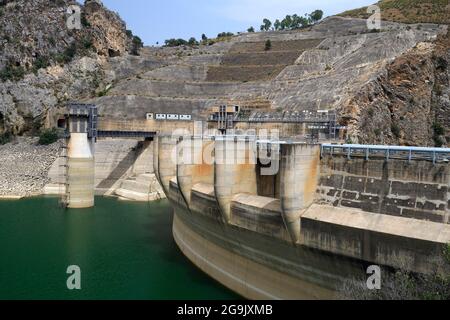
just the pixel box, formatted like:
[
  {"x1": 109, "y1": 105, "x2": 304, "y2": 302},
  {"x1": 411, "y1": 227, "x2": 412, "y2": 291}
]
[
  {"x1": 0, "y1": 0, "x2": 133, "y2": 69},
  {"x1": 0, "y1": 56, "x2": 102, "y2": 134},
  {"x1": 83, "y1": 0, "x2": 130, "y2": 57},
  {"x1": 342, "y1": 30, "x2": 449, "y2": 146},
  {"x1": 0, "y1": 1, "x2": 449, "y2": 200},
  {"x1": 340, "y1": 0, "x2": 450, "y2": 25},
  {"x1": 89, "y1": 16, "x2": 447, "y2": 147},
  {"x1": 0, "y1": 0, "x2": 138, "y2": 135},
  {"x1": 2, "y1": 0, "x2": 447, "y2": 146},
  {"x1": 0, "y1": 137, "x2": 60, "y2": 197}
]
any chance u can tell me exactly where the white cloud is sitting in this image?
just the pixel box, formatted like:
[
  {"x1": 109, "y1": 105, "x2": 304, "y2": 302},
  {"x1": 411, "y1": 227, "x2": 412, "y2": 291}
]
[{"x1": 212, "y1": 0, "x2": 374, "y2": 24}]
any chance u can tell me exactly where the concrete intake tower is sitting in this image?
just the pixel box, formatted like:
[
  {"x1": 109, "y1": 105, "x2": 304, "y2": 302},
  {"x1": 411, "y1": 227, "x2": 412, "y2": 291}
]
[{"x1": 64, "y1": 104, "x2": 97, "y2": 209}]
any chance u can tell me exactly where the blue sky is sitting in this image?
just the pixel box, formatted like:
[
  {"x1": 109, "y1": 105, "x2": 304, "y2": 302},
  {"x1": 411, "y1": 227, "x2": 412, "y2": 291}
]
[{"x1": 102, "y1": 0, "x2": 375, "y2": 45}]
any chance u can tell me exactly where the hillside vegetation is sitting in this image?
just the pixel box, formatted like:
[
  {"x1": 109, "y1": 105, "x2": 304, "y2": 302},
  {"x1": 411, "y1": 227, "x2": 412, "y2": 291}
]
[
  {"x1": 0, "y1": 0, "x2": 143, "y2": 136},
  {"x1": 339, "y1": 0, "x2": 449, "y2": 24},
  {"x1": 0, "y1": 0, "x2": 141, "y2": 82}
]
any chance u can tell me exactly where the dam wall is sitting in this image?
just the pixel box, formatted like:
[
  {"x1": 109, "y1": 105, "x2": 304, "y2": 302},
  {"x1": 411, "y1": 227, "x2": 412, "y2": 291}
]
[
  {"x1": 94, "y1": 139, "x2": 154, "y2": 195},
  {"x1": 154, "y1": 135, "x2": 450, "y2": 298},
  {"x1": 47, "y1": 138, "x2": 156, "y2": 197},
  {"x1": 97, "y1": 118, "x2": 197, "y2": 134},
  {"x1": 316, "y1": 155, "x2": 450, "y2": 224}
]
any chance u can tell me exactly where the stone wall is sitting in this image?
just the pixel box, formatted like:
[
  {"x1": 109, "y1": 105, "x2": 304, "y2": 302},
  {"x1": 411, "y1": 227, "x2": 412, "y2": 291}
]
[{"x1": 317, "y1": 155, "x2": 450, "y2": 224}]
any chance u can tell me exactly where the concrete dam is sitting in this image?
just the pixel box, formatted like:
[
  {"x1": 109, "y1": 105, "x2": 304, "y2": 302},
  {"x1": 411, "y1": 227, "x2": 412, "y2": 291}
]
[
  {"x1": 59, "y1": 104, "x2": 450, "y2": 299},
  {"x1": 153, "y1": 135, "x2": 450, "y2": 299}
]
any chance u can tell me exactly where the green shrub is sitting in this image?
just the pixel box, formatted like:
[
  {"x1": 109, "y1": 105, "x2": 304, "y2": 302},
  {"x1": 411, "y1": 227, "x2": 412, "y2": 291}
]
[
  {"x1": 433, "y1": 122, "x2": 445, "y2": 136},
  {"x1": 391, "y1": 123, "x2": 401, "y2": 138},
  {"x1": 127, "y1": 29, "x2": 144, "y2": 55},
  {"x1": 32, "y1": 56, "x2": 50, "y2": 73},
  {"x1": 38, "y1": 128, "x2": 59, "y2": 145},
  {"x1": 164, "y1": 38, "x2": 188, "y2": 47},
  {"x1": 444, "y1": 244, "x2": 450, "y2": 264},
  {"x1": 81, "y1": 37, "x2": 93, "y2": 50},
  {"x1": 432, "y1": 122, "x2": 445, "y2": 147},
  {"x1": 433, "y1": 136, "x2": 444, "y2": 148},
  {"x1": 217, "y1": 32, "x2": 234, "y2": 38},
  {"x1": 0, "y1": 132, "x2": 12, "y2": 145},
  {"x1": 188, "y1": 37, "x2": 198, "y2": 46},
  {"x1": 81, "y1": 13, "x2": 90, "y2": 28},
  {"x1": 54, "y1": 44, "x2": 77, "y2": 65},
  {"x1": 0, "y1": 64, "x2": 25, "y2": 81},
  {"x1": 434, "y1": 56, "x2": 448, "y2": 71},
  {"x1": 265, "y1": 39, "x2": 272, "y2": 51}
]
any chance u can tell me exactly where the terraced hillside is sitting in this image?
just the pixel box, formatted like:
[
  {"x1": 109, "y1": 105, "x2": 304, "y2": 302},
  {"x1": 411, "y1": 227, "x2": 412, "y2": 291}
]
[
  {"x1": 206, "y1": 39, "x2": 323, "y2": 82},
  {"x1": 0, "y1": 0, "x2": 139, "y2": 135},
  {"x1": 340, "y1": 0, "x2": 450, "y2": 24},
  {"x1": 90, "y1": 16, "x2": 447, "y2": 146}
]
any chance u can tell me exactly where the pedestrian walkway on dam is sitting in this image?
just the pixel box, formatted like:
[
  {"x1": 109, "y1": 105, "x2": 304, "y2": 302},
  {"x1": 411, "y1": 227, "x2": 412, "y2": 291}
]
[{"x1": 321, "y1": 144, "x2": 450, "y2": 163}]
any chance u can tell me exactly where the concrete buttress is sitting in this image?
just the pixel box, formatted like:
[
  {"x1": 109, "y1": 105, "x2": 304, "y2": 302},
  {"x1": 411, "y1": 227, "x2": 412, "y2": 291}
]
[
  {"x1": 280, "y1": 144, "x2": 321, "y2": 243},
  {"x1": 214, "y1": 137, "x2": 258, "y2": 223}
]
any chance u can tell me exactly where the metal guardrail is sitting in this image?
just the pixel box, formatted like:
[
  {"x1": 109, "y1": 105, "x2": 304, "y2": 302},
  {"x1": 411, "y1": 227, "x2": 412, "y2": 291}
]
[
  {"x1": 97, "y1": 131, "x2": 156, "y2": 139},
  {"x1": 321, "y1": 144, "x2": 450, "y2": 164},
  {"x1": 209, "y1": 115, "x2": 336, "y2": 124}
]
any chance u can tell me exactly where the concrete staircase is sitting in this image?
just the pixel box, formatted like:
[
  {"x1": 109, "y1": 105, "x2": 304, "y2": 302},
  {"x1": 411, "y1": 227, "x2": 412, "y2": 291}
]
[{"x1": 115, "y1": 173, "x2": 166, "y2": 202}]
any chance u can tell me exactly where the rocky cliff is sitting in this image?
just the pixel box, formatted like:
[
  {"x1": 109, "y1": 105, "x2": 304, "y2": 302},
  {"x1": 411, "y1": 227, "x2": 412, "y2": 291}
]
[
  {"x1": 339, "y1": 0, "x2": 449, "y2": 146},
  {"x1": 1, "y1": 0, "x2": 448, "y2": 147},
  {"x1": 89, "y1": 15, "x2": 447, "y2": 147},
  {"x1": 0, "y1": 0, "x2": 141, "y2": 135},
  {"x1": 341, "y1": 30, "x2": 449, "y2": 146}
]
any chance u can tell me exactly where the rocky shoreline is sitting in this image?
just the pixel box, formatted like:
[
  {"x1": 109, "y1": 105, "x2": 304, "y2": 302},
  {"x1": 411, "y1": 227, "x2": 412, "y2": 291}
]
[{"x1": 0, "y1": 137, "x2": 60, "y2": 198}]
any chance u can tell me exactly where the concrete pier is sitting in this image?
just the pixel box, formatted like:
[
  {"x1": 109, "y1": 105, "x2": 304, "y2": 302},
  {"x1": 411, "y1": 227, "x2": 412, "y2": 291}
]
[
  {"x1": 177, "y1": 137, "x2": 214, "y2": 207},
  {"x1": 67, "y1": 133, "x2": 95, "y2": 208},
  {"x1": 154, "y1": 136, "x2": 177, "y2": 196},
  {"x1": 214, "y1": 137, "x2": 257, "y2": 223},
  {"x1": 280, "y1": 144, "x2": 320, "y2": 243}
]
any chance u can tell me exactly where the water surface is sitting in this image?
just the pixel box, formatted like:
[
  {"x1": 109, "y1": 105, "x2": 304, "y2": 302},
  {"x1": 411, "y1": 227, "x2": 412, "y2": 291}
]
[{"x1": 0, "y1": 197, "x2": 238, "y2": 300}]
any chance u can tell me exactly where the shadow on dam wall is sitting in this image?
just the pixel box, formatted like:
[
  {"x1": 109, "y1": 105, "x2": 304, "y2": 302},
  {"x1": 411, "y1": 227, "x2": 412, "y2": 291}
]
[
  {"x1": 46, "y1": 138, "x2": 155, "y2": 198},
  {"x1": 96, "y1": 141, "x2": 148, "y2": 191}
]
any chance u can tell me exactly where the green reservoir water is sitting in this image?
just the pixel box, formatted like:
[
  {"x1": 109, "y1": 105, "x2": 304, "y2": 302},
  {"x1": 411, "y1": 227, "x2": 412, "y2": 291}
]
[{"x1": 0, "y1": 197, "x2": 238, "y2": 300}]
